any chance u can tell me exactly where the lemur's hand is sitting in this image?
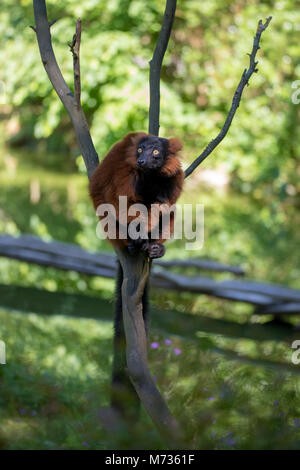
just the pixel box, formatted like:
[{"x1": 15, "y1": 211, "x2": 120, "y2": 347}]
[{"x1": 147, "y1": 241, "x2": 166, "y2": 259}]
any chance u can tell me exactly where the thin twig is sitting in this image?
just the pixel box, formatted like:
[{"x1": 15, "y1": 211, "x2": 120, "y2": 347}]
[
  {"x1": 68, "y1": 18, "x2": 82, "y2": 110},
  {"x1": 185, "y1": 16, "x2": 272, "y2": 178},
  {"x1": 32, "y1": 1, "x2": 98, "y2": 178},
  {"x1": 148, "y1": 0, "x2": 177, "y2": 136},
  {"x1": 49, "y1": 19, "x2": 57, "y2": 28}
]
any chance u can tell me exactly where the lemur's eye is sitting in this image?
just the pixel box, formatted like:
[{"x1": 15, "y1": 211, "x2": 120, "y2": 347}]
[
  {"x1": 153, "y1": 150, "x2": 159, "y2": 155},
  {"x1": 137, "y1": 148, "x2": 142, "y2": 153}
]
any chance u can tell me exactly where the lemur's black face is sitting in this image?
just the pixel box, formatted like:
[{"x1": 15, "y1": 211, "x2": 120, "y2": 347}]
[{"x1": 136, "y1": 136, "x2": 169, "y2": 171}]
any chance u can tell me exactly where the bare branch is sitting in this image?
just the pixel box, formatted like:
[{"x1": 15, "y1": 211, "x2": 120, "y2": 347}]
[
  {"x1": 185, "y1": 16, "x2": 272, "y2": 179},
  {"x1": 148, "y1": 0, "x2": 177, "y2": 136},
  {"x1": 49, "y1": 19, "x2": 57, "y2": 28},
  {"x1": 32, "y1": 0, "x2": 98, "y2": 178},
  {"x1": 68, "y1": 18, "x2": 82, "y2": 110}
]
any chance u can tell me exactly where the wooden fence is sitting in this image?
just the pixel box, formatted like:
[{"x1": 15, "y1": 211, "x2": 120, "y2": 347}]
[{"x1": 0, "y1": 234, "x2": 300, "y2": 317}]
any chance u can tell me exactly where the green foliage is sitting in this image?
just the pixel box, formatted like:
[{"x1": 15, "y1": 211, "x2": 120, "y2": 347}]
[
  {"x1": 1, "y1": 307, "x2": 300, "y2": 449},
  {"x1": 0, "y1": 0, "x2": 299, "y2": 202}
]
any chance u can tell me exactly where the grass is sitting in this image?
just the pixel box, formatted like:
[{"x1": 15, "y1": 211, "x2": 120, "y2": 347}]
[
  {"x1": 1, "y1": 307, "x2": 300, "y2": 449},
  {"x1": 0, "y1": 139, "x2": 300, "y2": 449}
]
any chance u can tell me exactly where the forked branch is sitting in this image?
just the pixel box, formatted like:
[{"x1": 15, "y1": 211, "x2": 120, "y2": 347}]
[
  {"x1": 185, "y1": 16, "x2": 272, "y2": 178},
  {"x1": 32, "y1": 0, "x2": 184, "y2": 449},
  {"x1": 149, "y1": 0, "x2": 177, "y2": 136}
]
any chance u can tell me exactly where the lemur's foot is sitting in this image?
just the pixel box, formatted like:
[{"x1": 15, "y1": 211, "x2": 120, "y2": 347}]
[
  {"x1": 128, "y1": 238, "x2": 149, "y2": 255},
  {"x1": 147, "y1": 242, "x2": 166, "y2": 259}
]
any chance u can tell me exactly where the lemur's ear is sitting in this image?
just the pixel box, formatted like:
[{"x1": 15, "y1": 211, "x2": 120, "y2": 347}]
[
  {"x1": 124, "y1": 132, "x2": 147, "y2": 168},
  {"x1": 168, "y1": 138, "x2": 183, "y2": 155},
  {"x1": 125, "y1": 132, "x2": 147, "y2": 146}
]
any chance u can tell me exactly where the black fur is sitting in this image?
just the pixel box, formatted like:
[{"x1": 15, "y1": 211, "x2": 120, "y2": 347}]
[
  {"x1": 134, "y1": 170, "x2": 178, "y2": 206},
  {"x1": 133, "y1": 135, "x2": 177, "y2": 205}
]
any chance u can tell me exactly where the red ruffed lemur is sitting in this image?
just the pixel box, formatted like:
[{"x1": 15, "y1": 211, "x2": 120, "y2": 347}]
[{"x1": 89, "y1": 132, "x2": 184, "y2": 413}]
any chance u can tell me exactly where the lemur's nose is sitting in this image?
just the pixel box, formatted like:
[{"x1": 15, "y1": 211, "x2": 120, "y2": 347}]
[{"x1": 137, "y1": 159, "x2": 145, "y2": 167}]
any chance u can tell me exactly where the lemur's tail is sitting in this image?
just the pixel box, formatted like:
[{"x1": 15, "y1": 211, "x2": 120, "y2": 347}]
[{"x1": 111, "y1": 260, "x2": 149, "y2": 418}]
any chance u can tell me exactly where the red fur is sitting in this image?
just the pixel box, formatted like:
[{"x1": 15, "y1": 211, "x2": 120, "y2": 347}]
[{"x1": 89, "y1": 132, "x2": 184, "y2": 249}]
